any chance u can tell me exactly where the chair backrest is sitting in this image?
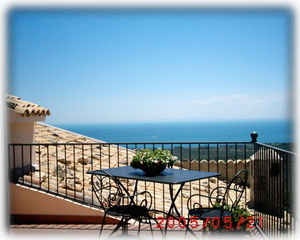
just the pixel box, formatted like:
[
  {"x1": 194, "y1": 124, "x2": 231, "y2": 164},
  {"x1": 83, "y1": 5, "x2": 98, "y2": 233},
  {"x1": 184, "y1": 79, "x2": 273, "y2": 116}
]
[
  {"x1": 225, "y1": 169, "x2": 248, "y2": 211},
  {"x1": 209, "y1": 169, "x2": 248, "y2": 211},
  {"x1": 91, "y1": 170, "x2": 124, "y2": 211}
]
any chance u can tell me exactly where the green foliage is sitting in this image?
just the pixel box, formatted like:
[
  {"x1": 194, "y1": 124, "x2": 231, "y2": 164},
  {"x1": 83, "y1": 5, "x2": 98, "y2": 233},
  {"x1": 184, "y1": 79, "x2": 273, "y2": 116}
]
[
  {"x1": 231, "y1": 205, "x2": 252, "y2": 225},
  {"x1": 205, "y1": 205, "x2": 253, "y2": 232},
  {"x1": 130, "y1": 149, "x2": 177, "y2": 169}
]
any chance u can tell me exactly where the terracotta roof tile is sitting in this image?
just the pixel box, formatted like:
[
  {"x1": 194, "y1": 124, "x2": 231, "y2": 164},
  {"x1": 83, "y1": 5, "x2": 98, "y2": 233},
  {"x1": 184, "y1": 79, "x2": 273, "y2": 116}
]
[{"x1": 6, "y1": 94, "x2": 51, "y2": 117}]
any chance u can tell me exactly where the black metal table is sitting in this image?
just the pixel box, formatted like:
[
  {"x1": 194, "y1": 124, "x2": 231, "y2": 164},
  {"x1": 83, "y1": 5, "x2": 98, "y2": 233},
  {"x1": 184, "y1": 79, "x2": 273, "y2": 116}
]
[{"x1": 88, "y1": 166, "x2": 220, "y2": 229}]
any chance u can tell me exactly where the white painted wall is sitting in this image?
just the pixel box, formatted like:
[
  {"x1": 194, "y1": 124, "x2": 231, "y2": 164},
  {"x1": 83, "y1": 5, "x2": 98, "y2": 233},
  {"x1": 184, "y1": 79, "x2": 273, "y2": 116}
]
[
  {"x1": 7, "y1": 109, "x2": 47, "y2": 169},
  {"x1": 9, "y1": 183, "x2": 103, "y2": 216}
]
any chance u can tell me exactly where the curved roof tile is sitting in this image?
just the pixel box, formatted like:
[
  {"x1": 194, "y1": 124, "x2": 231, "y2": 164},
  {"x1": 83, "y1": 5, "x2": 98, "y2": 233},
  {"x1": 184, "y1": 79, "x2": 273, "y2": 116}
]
[{"x1": 6, "y1": 94, "x2": 51, "y2": 117}]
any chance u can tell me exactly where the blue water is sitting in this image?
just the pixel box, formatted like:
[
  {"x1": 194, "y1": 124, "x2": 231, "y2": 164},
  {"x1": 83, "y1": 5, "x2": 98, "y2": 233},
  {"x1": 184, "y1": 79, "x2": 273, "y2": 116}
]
[{"x1": 54, "y1": 120, "x2": 292, "y2": 143}]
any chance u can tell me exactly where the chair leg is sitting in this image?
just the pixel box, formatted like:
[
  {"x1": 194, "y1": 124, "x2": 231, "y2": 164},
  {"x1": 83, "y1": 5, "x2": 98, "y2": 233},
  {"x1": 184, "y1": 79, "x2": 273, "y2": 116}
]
[
  {"x1": 185, "y1": 216, "x2": 200, "y2": 240},
  {"x1": 184, "y1": 216, "x2": 190, "y2": 239},
  {"x1": 99, "y1": 212, "x2": 107, "y2": 239},
  {"x1": 122, "y1": 218, "x2": 126, "y2": 235},
  {"x1": 137, "y1": 217, "x2": 142, "y2": 236},
  {"x1": 149, "y1": 216, "x2": 164, "y2": 240},
  {"x1": 148, "y1": 218, "x2": 154, "y2": 239},
  {"x1": 109, "y1": 217, "x2": 126, "y2": 237},
  {"x1": 123, "y1": 218, "x2": 129, "y2": 235}
]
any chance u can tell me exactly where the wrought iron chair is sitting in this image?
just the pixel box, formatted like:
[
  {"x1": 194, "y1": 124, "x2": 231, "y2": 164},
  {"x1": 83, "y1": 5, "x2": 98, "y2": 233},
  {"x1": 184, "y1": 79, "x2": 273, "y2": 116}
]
[
  {"x1": 186, "y1": 169, "x2": 248, "y2": 237},
  {"x1": 91, "y1": 170, "x2": 163, "y2": 238}
]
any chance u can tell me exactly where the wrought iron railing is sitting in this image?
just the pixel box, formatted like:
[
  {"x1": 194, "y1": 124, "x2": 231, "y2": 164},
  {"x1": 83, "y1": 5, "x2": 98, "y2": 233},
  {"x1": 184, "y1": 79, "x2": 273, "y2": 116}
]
[
  {"x1": 252, "y1": 142, "x2": 295, "y2": 238},
  {"x1": 8, "y1": 136, "x2": 295, "y2": 237}
]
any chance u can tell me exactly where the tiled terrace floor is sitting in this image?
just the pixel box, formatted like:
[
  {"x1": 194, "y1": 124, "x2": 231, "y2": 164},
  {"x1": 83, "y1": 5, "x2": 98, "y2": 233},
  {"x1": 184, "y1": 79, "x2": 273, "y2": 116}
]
[
  {"x1": 9, "y1": 224, "x2": 194, "y2": 240},
  {"x1": 10, "y1": 223, "x2": 261, "y2": 240}
]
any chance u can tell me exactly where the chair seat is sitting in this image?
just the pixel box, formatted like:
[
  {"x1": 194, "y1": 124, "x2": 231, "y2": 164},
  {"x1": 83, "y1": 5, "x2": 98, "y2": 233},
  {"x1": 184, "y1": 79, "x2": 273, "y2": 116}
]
[
  {"x1": 108, "y1": 205, "x2": 149, "y2": 218},
  {"x1": 189, "y1": 208, "x2": 233, "y2": 219}
]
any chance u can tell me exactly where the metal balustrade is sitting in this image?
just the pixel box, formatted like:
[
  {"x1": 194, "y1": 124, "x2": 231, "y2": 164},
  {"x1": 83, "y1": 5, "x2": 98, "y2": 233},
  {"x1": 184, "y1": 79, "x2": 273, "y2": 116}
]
[
  {"x1": 252, "y1": 142, "x2": 295, "y2": 238},
  {"x1": 8, "y1": 138, "x2": 295, "y2": 237}
]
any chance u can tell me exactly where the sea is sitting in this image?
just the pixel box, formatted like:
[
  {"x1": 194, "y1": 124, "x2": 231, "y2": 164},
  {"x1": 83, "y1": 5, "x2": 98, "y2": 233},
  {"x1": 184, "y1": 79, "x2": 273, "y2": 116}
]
[{"x1": 54, "y1": 119, "x2": 292, "y2": 144}]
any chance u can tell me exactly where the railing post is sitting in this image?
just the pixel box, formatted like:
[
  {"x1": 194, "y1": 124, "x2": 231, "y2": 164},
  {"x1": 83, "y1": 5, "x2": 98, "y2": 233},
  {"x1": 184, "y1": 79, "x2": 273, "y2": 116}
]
[{"x1": 251, "y1": 132, "x2": 258, "y2": 143}]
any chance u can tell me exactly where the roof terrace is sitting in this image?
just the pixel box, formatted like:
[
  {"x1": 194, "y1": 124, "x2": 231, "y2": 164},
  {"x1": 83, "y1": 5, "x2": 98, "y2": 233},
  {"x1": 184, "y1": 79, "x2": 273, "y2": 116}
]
[
  {"x1": 6, "y1": 96, "x2": 295, "y2": 239},
  {"x1": 8, "y1": 122, "x2": 295, "y2": 239}
]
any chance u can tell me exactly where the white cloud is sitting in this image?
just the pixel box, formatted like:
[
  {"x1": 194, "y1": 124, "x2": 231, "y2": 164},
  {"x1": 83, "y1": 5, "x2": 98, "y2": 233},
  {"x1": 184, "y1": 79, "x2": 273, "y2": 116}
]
[
  {"x1": 191, "y1": 93, "x2": 288, "y2": 106},
  {"x1": 192, "y1": 94, "x2": 260, "y2": 105},
  {"x1": 175, "y1": 92, "x2": 290, "y2": 121}
]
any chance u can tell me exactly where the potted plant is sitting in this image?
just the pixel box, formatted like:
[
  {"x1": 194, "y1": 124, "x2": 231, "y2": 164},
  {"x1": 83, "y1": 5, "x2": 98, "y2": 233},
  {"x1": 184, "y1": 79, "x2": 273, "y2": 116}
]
[
  {"x1": 130, "y1": 149, "x2": 177, "y2": 176},
  {"x1": 204, "y1": 205, "x2": 253, "y2": 236}
]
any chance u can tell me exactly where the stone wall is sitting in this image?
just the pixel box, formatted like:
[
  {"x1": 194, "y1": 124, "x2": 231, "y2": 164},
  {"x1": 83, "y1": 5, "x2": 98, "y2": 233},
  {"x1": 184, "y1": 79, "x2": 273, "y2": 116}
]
[{"x1": 174, "y1": 159, "x2": 251, "y2": 186}]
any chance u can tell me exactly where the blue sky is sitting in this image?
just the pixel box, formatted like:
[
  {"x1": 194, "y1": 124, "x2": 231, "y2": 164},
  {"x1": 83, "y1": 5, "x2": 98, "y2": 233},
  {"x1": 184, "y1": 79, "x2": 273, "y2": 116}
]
[{"x1": 8, "y1": 8, "x2": 292, "y2": 124}]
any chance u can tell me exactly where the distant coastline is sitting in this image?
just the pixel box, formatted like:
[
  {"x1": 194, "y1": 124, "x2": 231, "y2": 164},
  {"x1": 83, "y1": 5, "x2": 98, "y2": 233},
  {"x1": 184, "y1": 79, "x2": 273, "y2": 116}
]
[{"x1": 54, "y1": 119, "x2": 292, "y2": 144}]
